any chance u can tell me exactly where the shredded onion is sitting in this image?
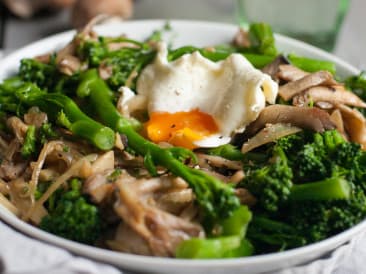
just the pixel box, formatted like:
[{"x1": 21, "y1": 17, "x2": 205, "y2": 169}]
[{"x1": 28, "y1": 141, "x2": 64, "y2": 205}]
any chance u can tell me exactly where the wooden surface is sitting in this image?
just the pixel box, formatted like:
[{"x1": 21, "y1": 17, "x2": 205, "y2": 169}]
[{"x1": 0, "y1": 0, "x2": 365, "y2": 68}]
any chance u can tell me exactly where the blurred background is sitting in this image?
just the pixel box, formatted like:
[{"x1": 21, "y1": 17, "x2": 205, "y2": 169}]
[{"x1": 0, "y1": 0, "x2": 365, "y2": 68}]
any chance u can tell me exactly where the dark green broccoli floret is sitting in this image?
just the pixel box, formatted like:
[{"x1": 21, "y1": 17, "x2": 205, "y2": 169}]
[
  {"x1": 77, "y1": 37, "x2": 155, "y2": 90},
  {"x1": 247, "y1": 215, "x2": 306, "y2": 253},
  {"x1": 246, "y1": 176, "x2": 356, "y2": 254},
  {"x1": 280, "y1": 130, "x2": 350, "y2": 183},
  {"x1": 19, "y1": 58, "x2": 58, "y2": 91},
  {"x1": 40, "y1": 179, "x2": 101, "y2": 244},
  {"x1": 294, "y1": 142, "x2": 330, "y2": 182},
  {"x1": 345, "y1": 71, "x2": 366, "y2": 102},
  {"x1": 288, "y1": 188, "x2": 366, "y2": 243},
  {"x1": 244, "y1": 129, "x2": 366, "y2": 254},
  {"x1": 39, "y1": 122, "x2": 58, "y2": 144},
  {"x1": 240, "y1": 145, "x2": 293, "y2": 212}
]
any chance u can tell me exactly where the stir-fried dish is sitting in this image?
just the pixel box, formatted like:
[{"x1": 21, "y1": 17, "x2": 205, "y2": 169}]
[{"x1": 1, "y1": 20, "x2": 366, "y2": 258}]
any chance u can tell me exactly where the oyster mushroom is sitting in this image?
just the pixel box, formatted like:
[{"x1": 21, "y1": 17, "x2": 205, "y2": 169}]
[
  {"x1": 279, "y1": 71, "x2": 337, "y2": 101},
  {"x1": 246, "y1": 104, "x2": 335, "y2": 135},
  {"x1": 277, "y1": 64, "x2": 309, "y2": 82},
  {"x1": 261, "y1": 55, "x2": 290, "y2": 80},
  {"x1": 337, "y1": 104, "x2": 366, "y2": 149},
  {"x1": 293, "y1": 85, "x2": 366, "y2": 108}
]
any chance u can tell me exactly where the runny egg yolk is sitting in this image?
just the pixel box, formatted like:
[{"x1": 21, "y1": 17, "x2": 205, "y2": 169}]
[{"x1": 145, "y1": 109, "x2": 219, "y2": 149}]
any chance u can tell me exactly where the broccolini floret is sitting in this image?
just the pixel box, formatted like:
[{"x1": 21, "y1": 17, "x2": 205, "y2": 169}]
[
  {"x1": 243, "y1": 130, "x2": 366, "y2": 254},
  {"x1": 19, "y1": 57, "x2": 59, "y2": 91},
  {"x1": 40, "y1": 179, "x2": 101, "y2": 244},
  {"x1": 240, "y1": 145, "x2": 293, "y2": 212}
]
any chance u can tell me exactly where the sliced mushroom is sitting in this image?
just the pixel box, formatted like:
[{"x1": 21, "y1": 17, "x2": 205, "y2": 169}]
[
  {"x1": 108, "y1": 41, "x2": 140, "y2": 51},
  {"x1": 196, "y1": 154, "x2": 243, "y2": 170},
  {"x1": 337, "y1": 104, "x2": 366, "y2": 149},
  {"x1": 113, "y1": 173, "x2": 203, "y2": 257},
  {"x1": 83, "y1": 169, "x2": 115, "y2": 203},
  {"x1": 0, "y1": 160, "x2": 27, "y2": 182},
  {"x1": 108, "y1": 223, "x2": 153, "y2": 256},
  {"x1": 330, "y1": 109, "x2": 347, "y2": 139},
  {"x1": 279, "y1": 71, "x2": 337, "y2": 101},
  {"x1": 246, "y1": 105, "x2": 335, "y2": 136},
  {"x1": 99, "y1": 63, "x2": 114, "y2": 80},
  {"x1": 277, "y1": 64, "x2": 309, "y2": 82},
  {"x1": 261, "y1": 55, "x2": 290, "y2": 80},
  {"x1": 57, "y1": 55, "x2": 82, "y2": 75},
  {"x1": 241, "y1": 123, "x2": 302, "y2": 153},
  {"x1": 232, "y1": 28, "x2": 250, "y2": 48},
  {"x1": 7, "y1": 117, "x2": 28, "y2": 143},
  {"x1": 24, "y1": 107, "x2": 48, "y2": 128},
  {"x1": 293, "y1": 85, "x2": 366, "y2": 108},
  {"x1": 235, "y1": 188, "x2": 257, "y2": 207}
]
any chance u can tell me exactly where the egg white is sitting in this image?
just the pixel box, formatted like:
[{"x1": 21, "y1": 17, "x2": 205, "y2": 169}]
[{"x1": 135, "y1": 42, "x2": 278, "y2": 148}]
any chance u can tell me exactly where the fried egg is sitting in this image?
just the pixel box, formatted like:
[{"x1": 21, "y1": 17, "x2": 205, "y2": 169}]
[{"x1": 136, "y1": 43, "x2": 278, "y2": 149}]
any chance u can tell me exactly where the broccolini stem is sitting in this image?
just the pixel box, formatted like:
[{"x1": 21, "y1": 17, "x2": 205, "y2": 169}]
[
  {"x1": 16, "y1": 84, "x2": 115, "y2": 150},
  {"x1": 175, "y1": 236, "x2": 253, "y2": 259},
  {"x1": 21, "y1": 125, "x2": 36, "y2": 158},
  {"x1": 176, "y1": 206, "x2": 253, "y2": 258},
  {"x1": 290, "y1": 177, "x2": 351, "y2": 201},
  {"x1": 77, "y1": 69, "x2": 240, "y2": 220}
]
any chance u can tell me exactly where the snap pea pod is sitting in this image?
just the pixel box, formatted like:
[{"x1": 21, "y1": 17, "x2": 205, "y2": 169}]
[
  {"x1": 168, "y1": 46, "x2": 275, "y2": 68},
  {"x1": 287, "y1": 53, "x2": 336, "y2": 75}
]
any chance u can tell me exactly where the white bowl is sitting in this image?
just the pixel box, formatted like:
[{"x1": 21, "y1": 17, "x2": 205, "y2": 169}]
[{"x1": 0, "y1": 20, "x2": 362, "y2": 274}]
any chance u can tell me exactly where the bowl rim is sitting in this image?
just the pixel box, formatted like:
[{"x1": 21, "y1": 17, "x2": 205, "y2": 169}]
[{"x1": 0, "y1": 19, "x2": 363, "y2": 271}]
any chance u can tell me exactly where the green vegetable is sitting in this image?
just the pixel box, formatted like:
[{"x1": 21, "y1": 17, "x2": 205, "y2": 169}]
[
  {"x1": 40, "y1": 178, "x2": 101, "y2": 244},
  {"x1": 287, "y1": 130, "x2": 352, "y2": 183},
  {"x1": 248, "y1": 22, "x2": 277, "y2": 56},
  {"x1": 15, "y1": 83, "x2": 115, "y2": 150},
  {"x1": 21, "y1": 125, "x2": 36, "y2": 158},
  {"x1": 77, "y1": 37, "x2": 155, "y2": 90},
  {"x1": 168, "y1": 46, "x2": 275, "y2": 68},
  {"x1": 39, "y1": 123, "x2": 58, "y2": 144},
  {"x1": 289, "y1": 177, "x2": 351, "y2": 201},
  {"x1": 19, "y1": 57, "x2": 59, "y2": 91},
  {"x1": 176, "y1": 237, "x2": 253, "y2": 259},
  {"x1": 243, "y1": 130, "x2": 366, "y2": 253},
  {"x1": 240, "y1": 145, "x2": 293, "y2": 212},
  {"x1": 287, "y1": 53, "x2": 336, "y2": 75},
  {"x1": 76, "y1": 69, "x2": 240, "y2": 221},
  {"x1": 176, "y1": 206, "x2": 253, "y2": 259},
  {"x1": 218, "y1": 205, "x2": 252, "y2": 237},
  {"x1": 345, "y1": 72, "x2": 366, "y2": 116},
  {"x1": 205, "y1": 144, "x2": 244, "y2": 161},
  {"x1": 247, "y1": 216, "x2": 306, "y2": 252},
  {"x1": 0, "y1": 77, "x2": 26, "y2": 114}
]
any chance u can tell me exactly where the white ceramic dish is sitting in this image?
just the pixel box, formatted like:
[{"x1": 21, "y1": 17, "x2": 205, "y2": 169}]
[{"x1": 0, "y1": 20, "x2": 363, "y2": 274}]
